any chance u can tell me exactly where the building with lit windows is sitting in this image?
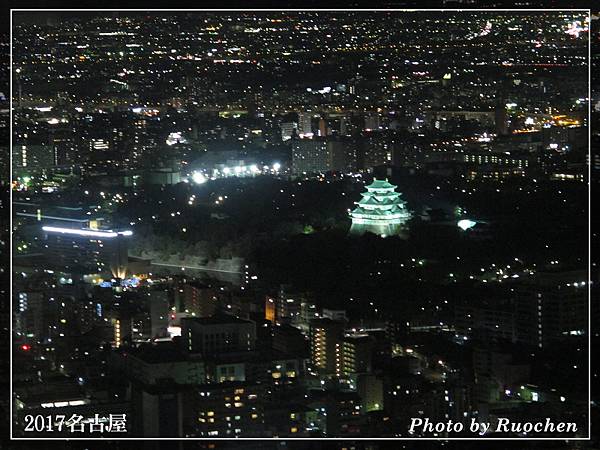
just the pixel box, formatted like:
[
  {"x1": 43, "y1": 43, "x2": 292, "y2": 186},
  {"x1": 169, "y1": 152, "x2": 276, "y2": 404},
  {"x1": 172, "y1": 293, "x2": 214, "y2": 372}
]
[
  {"x1": 349, "y1": 178, "x2": 412, "y2": 237},
  {"x1": 195, "y1": 382, "x2": 267, "y2": 437},
  {"x1": 297, "y1": 112, "x2": 313, "y2": 136},
  {"x1": 310, "y1": 318, "x2": 345, "y2": 375},
  {"x1": 265, "y1": 296, "x2": 276, "y2": 323},
  {"x1": 514, "y1": 271, "x2": 588, "y2": 348},
  {"x1": 281, "y1": 122, "x2": 298, "y2": 141},
  {"x1": 291, "y1": 138, "x2": 357, "y2": 175},
  {"x1": 336, "y1": 334, "x2": 375, "y2": 378},
  {"x1": 12, "y1": 143, "x2": 57, "y2": 170},
  {"x1": 291, "y1": 139, "x2": 328, "y2": 174},
  {"x1": 180, "y1": 283, "x2": 218, "y2": 318}
]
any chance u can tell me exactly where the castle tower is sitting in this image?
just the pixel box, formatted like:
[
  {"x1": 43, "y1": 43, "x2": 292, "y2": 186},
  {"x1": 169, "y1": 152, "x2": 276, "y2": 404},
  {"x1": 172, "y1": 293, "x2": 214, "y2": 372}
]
[{"x1": 349, "y1": 178, "x2": 411, "y2": 237}]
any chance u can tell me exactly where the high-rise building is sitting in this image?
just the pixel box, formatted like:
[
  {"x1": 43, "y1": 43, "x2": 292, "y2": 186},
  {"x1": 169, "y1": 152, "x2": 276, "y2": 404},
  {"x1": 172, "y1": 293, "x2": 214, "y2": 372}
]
[
  {"x1": 291, "y1": 139, "x2": 328, "y2": 174},
  {"x1": 14, "y1": 291, "x2": 44, "y2": 339},
  {"x1": 455, "y1": 300, "x2": 516, "y2": 343},
  {"x1": 364, "y1": 113, "x2": 381, "y2": 132},
  {"x1": 472, "y1": 346, "x2": 530, "y2": 404},
  {"x1": 328, "y1": 140, "x2": 357, "y2": 173},
  {"x1": 147, "y1": 289, "x2": 170, "y2": 338},
  {"x1": 195, "y1": 382, "x2": 267, "y2": 437},
  {"x1": 281, "y1": 122, "x2": 298, "y2": 141},
  {"x1": 272, "y1": 324, "x2": 309, "y2": 356},
  {"x1": 361, "y1": 134, "x2": 401, "y2": 169},
  {"x1": 495, "y1": 104, "x2": 508, "y2": 136},
  {"x1": 12, "y1": 143, "x2": 57, "y2": 170},
  {"x1": 339, "y1": 116, "x2": 354, "y2": 136},
  {"x1": 291, "y1": 138, "x2": 357, "y2": 175},
  {"x1": 271, "y1": 286, "x2": 317, "y2": 332},
  {"x1": 181, "y1": 314, "x2": 256, "y2": 356},
  {"x1": 455, "y1": 271, "x2": 588, "y2": 348},
  {"x1": 297, "y1": 112, "x2": 313, "y2": 137},
  {"x1": 310, "y1": 318, "x2": 345, "y2": 375},
  {"x1": 349, "y1": 178, "x2": 412, "y2": 237},
  {"x1": 181, "y1": 283, "x2": 218, "y2": 318},
  {"x1": 265, "y1": 296, "x2": 276, "y2": 323},
  {"x1": 131, "y1": 384, "x2": 188, "y2": 437},
  {"x1": 513, "y1": 271, "x2": 587, "y2": 348},
  {"x1": 357, "y1": 374, "x2": 384, "y2": 412},
  {"x1": 337, "y1": 334, "x2": 375, "y2": 377},
  {"x1": 318, "y1": 117, "x2": 328, "y2": 137}
]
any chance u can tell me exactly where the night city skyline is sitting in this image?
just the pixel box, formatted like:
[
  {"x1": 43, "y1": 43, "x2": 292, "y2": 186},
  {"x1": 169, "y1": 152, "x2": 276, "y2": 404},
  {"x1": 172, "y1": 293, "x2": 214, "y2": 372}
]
[{"x1": 4, "y1": 8, "x2": 594, "y2": 442}]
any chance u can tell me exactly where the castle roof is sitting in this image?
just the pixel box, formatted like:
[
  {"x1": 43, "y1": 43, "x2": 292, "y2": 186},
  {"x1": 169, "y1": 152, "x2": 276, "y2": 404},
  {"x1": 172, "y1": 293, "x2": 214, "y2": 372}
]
[{"x1": 365, "y1": 178, "x2": 397, "y2": 191}]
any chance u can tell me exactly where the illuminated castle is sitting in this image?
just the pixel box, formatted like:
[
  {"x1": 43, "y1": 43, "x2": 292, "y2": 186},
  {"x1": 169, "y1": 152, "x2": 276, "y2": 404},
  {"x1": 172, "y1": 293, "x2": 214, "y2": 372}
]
[{"x1": 349, "y1": 178, "x2": 411, "y2": 237}]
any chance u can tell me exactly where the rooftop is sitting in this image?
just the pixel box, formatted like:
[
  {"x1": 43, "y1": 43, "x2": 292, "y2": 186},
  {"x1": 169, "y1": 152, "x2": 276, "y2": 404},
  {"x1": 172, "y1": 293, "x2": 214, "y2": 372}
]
[
  {"x1": 366, "y1": 178, "x2": 397, "y2": 191},
  {"x1": 182, "y1": 313, "x2": 254, "y2": 326}
]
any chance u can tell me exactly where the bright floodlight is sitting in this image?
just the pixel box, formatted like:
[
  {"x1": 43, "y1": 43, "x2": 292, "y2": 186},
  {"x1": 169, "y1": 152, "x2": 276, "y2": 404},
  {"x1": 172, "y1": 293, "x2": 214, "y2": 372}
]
[
  {"x1": 457, "y1": 219, "x2": 477, "y2": 231},
  {"x1": 249, "y1": 164, "x2": 259, "y2": 173},
  {"x1": 272, "y1": 162, "x2": 281, "y2": 171},
  {"x1": 42, "y1": 226, "x2": 133, "y2": 238},
  {"x1": 223, "y1": 167, "x2": 231, "y2": 175},
  {"x1": 192, "y1": 171, "x2": 207, "y2": 184}
]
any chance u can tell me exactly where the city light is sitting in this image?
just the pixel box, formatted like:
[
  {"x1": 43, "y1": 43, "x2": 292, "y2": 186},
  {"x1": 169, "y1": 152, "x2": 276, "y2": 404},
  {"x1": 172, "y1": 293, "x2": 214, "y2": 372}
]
[
  {"x1": 192, "y1": 171, "x2": 207, "y2": 184},
  {"x1": 10, "y1": 10, "x2": 588, "y2": 439},
  {"x1": 166, "y1": 132, "x2": 187, "y2": 146}
]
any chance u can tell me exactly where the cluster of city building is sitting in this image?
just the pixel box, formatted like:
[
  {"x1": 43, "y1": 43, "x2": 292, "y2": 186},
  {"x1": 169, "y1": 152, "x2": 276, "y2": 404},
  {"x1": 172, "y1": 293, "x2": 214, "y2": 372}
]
[
  {"x1": 9, "y1": 11, "x2": 589, "y2": 438},
  {"x1": 12, "y1": 200, "x2": 588, "y2": 436}
]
